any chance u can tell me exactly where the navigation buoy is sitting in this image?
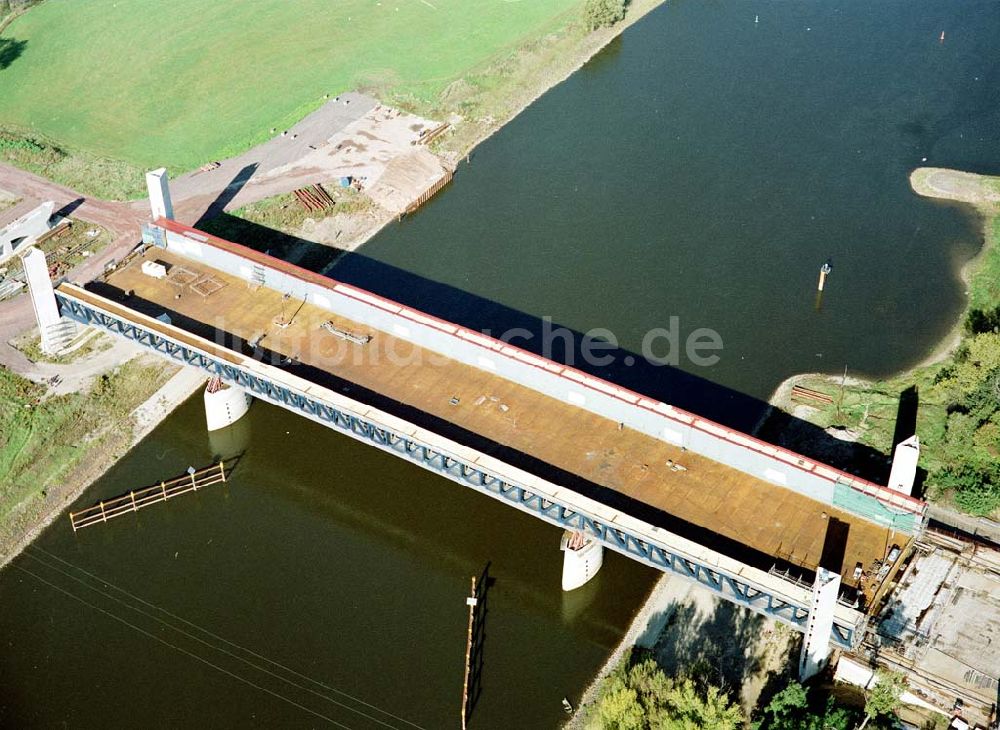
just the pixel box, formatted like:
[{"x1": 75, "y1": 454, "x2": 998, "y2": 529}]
[{"x1": 818, "y1": 260, "x2": 832, "y2": 292}]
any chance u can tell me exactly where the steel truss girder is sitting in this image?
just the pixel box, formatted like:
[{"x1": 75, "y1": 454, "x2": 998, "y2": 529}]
[{"x1": 57, "y1": 293, "x2": 862, "y2": 649}]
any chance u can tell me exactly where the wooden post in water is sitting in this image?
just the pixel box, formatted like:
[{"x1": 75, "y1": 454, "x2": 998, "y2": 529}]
[
  {"x1": 461, "y1": 576, "x2": 478, "y2": 730},
  {"x1": 817, "y1": 261, "x2": 832, "y2": 292}
]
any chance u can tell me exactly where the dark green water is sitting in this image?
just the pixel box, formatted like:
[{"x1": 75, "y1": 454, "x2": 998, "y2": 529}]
[
  {"x1": 0, "y1": 398, "x2": 653, "y2": 729},
  {"x1": 3, "y1": 0, "x2": 1000, "y2": 727}
]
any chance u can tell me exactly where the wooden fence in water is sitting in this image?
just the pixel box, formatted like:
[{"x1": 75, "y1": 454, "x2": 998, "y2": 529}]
[{"x1": 69, "y1": 462, "x2": 228, "y2": 531}]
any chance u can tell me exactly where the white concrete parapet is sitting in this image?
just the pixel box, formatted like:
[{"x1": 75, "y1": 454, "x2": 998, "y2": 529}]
[{"x1": 0, "y1": 201, "x2": 55, "y2": 266}]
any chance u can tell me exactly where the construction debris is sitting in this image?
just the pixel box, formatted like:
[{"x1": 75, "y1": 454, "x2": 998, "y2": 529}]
[
  {"x1": 320, "y1": 320, "x2": 372, "y2": 345},
  {"x1": 365, "y1": 148, "x2": 453, "y2": 217}
]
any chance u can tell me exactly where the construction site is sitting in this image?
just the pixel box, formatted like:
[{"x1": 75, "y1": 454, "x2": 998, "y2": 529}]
[{"x1": 851, "y1": 529, "x2": 1000, "y2": 728}]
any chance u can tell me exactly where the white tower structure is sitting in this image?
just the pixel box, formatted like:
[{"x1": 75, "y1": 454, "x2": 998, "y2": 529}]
[
  {"x1": 145, "y1": 168, "x2": 174, "y2": 221},
  {"x1": 888, "y1": 435, "x2": 920, "y2": 496},
  {"x1": 22, "y1": 246, "x2": 66, "y2": 355},
  {"x1": 799, "y1": 567, "x2": 841, "y2": 681}
]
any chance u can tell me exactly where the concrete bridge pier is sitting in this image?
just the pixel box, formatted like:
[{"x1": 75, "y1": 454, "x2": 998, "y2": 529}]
[
  {"x1": 23, "y1": 245, "x2": 78, "y2": 354},
  {"x1": 799, "y1": 567, "x2": 841, "y2": 681},
  {"x1": 204, "y1": 377, "x2": 252, "y2": 431},
  {"x1": 561, "y1": 530, "x2": 604, "y2": 591}
]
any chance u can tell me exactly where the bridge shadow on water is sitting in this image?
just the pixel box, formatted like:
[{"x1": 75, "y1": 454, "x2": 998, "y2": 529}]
[
  {"x1": 204, "y1": 216, "x2": 893, "y2": 476},
  {"x1": 101, "y1": 215, "x2": 901, "y2": 583}
]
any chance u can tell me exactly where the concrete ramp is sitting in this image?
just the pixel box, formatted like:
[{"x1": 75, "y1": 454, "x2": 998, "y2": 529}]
[
  {"x1": 0, "y1": 201, "x2": 55, "y2": 266},
  {"x1": 366, "y1": 148, "x2": 452, "y2": 216}
]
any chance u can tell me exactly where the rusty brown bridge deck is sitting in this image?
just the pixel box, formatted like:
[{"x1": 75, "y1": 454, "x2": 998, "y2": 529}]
[{"x1": 69, "y1": 232, "x2": 921, "y2": 602}]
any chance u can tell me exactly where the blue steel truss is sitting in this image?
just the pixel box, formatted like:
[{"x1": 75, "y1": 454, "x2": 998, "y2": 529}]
[{"x1": 57, "y1": 292, "x2": 863, "y2": 649}]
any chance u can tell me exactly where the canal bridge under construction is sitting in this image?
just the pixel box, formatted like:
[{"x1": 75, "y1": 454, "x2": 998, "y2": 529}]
[{"x1": 41, "y1": 174, "x2": 928, "y2": 673}]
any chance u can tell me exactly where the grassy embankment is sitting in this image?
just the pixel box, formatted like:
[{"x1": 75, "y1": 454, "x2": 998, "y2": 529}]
[
  {"x1": 779, "y1": 171, "x2": 1000, "y2": 516},
  {"x1": 0, "y1": 359, "x2": 174, "y2": 561},
  {"x1": 0, "y1": 0, "x2": 596, "y2": 199}
]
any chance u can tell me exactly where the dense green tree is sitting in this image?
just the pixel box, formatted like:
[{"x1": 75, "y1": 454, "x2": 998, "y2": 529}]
[
  {"x1": 926, "y1": 332, "x2": 1000, "y2": 516},
  {"x1": 587, "y1": 649, "x2": 744, "y2": 730},
  {"x1": 858, "y1": 670, "x2": 906, "y2": 729},
  {"x1": 583, "y1": 0, "x2": 627, "y2": 30},
  {"x1": 965, "y1": 304, "x2": 1000, "y2": 335},
  {"x1": 934, "y1": 332, "x2": 1000, "y2": 398},
  {"x1": 753, "y1": 681, "x2": 857, "y2": 730}
]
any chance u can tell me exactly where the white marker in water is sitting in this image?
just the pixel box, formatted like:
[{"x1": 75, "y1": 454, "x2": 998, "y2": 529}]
[{"x1": 755, "y1": 14, "x2": 759, "y2": 24}]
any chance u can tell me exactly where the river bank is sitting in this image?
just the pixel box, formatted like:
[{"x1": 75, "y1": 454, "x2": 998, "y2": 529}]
[
  {"x1": 0, "y1": 352, "x2": 203, "y2": 569},
  {"x1": 570, "y1": 167, "x2": 1000, "y2": 722},
  {"x1": 566, "y1": 571, "x2": 795, "y2": 726}
]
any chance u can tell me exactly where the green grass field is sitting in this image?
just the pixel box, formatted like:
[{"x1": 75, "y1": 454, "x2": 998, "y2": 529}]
[{"x1": 0, "y1": 0, "x2": 581, "y2": 172}]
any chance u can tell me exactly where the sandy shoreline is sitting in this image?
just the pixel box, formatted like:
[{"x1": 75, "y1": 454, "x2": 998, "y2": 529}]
[
  {"x1": 565, "y1": 573, "x2": 674, "y2": 726},
  {"x1": 768, "y1": 167, "x2": 999, "y2": 408}
]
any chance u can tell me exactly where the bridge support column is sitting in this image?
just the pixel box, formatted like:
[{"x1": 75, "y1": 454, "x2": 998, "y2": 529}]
[
  {"x1": 24, "y1": 246, "x2": 76, "y2": 354},
  {"x1": 560, "y1": 530, "x2": 604, "y2": 591},
  {"x1": 888, "y1": 435, "x2": 920, "y2": 495},
  {"x1": 204, "y1": 377, "x2": 252, "y2": 431},
  {"x1": 146, "y1": 168, "x2": 174, "y2": 221},
  {"x1": 799, "y1": 567, "x2": 841, "y2": 681}
]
